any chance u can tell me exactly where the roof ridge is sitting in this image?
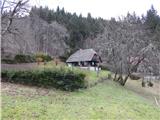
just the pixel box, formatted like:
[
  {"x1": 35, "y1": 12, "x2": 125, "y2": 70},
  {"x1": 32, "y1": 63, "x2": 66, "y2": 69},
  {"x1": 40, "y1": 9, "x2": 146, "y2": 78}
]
[{"x1": 66, "y1": 48, "x2": 97, "y2": 62}]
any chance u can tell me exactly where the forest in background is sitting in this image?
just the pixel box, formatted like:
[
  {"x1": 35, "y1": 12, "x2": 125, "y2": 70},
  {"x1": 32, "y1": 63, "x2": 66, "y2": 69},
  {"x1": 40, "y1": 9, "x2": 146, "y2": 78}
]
[
  {"x1": 1, "y1": 3, "x2": 160, "y2": 85},
  {"x1": 30, "y1": 5, "x2": 160, "y2": 51},
  {"x1": 2, "y1": 5, "x2": 160, "y2": 55},
  {"x1": 30, "y1": 6, "x2": 105, "y2": 51}
]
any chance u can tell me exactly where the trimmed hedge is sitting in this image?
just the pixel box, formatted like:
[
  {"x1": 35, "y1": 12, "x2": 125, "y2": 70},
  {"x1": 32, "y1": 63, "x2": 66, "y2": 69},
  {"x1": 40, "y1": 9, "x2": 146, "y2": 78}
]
[
  {"x1": 2, "y1": 59, "x2": 16, "y2": 64},
  {"x1": 2, "y1": 53, "x2": 53, "y2": 64},
  {"x1": 14, "y1": 54, "x2": 36, "y2": 63},
  {"x1": 1, "y1": 68, "x2": 86, "y2": 91}
]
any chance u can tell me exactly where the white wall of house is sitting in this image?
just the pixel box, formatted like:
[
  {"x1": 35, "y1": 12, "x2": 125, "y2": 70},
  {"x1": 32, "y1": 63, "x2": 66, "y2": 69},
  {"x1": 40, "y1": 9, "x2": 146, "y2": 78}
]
[
  {"x1": 67, "y1": 63, "x2": 101, "y2": 71},
  {"x1": 67, "y1": 63, "x2": 72, "y2": 67},
  {"x1": 80, "y1": 66, "x2": 101, "y2": 71}
]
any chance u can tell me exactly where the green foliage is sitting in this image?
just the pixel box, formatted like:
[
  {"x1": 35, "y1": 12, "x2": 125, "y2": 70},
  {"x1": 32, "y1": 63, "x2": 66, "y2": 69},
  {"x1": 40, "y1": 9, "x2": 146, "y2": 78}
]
[
  {"x1": 38, "y1": 62, "x2": 109, "y2": 87},
  {"x1": 2, "y1": 53, "x2": 52, "y2": 64},
  {"x1": 1, "y1": 59, "x2": 16, "y2": 64},
  {"x1": 148, "y1": 81, "x2": 154, "y2": 87},
  {"x1": 14, "y1": 54, "x2": 36, "y2": 63},
  {"x1": 2, "y1": 68, "x2": 86, "y2": 91},
  {"x1": 30, "y1": 6, "x2": 104, "y2": 50},
  {"x1": 145, "y1": 5, "x2": 160, "y2": 31},
  {"x1": 142, "y1": 81, "x2": 146, "y2": 87},
  {"x1": 35, "y1": 53, "x2": 52, "y2": 62},
  {"x1": 107, "y1": 73, "x2": 112, "y2": 79}
]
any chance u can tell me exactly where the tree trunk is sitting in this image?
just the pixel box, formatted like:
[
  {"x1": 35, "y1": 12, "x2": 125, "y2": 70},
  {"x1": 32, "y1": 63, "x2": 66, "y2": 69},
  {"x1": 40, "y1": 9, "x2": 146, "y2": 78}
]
[
  {"x1": 121, "y1": 74, "x2": 130, "y2": 86},
  {"x1": 118, "y1": 75, "x2": 124, "y2": 85},
  {"x1": 113, "y1": 72, "x2": 117, "y2": 81}
]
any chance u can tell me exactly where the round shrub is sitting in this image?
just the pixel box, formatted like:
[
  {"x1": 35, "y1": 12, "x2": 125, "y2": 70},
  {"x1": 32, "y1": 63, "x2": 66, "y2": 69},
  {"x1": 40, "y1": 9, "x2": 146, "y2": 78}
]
[
  {"x1": 130, "y1": 74, "x2": 141, "y2": 80},
  {"x1": 142, "y1": 81, "x2": 146, "y2": 87},
  {"x1": 148, "y1": 81, "x2": 154, "y2": 87},
  {"x1": 35, "y1": 53, "x2": 52, "y2": 62}
]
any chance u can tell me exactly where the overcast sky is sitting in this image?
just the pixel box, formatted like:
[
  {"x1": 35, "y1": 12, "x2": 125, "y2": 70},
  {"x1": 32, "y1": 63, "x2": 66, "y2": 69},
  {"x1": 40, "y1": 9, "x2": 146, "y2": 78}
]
[{"x1": 30, "y1": 0, "x2": 160, "y2": 19}]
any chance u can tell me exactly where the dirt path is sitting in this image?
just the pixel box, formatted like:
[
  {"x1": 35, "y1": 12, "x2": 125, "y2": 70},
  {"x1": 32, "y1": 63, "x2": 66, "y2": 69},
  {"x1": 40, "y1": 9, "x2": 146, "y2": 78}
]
[{"x1": 1, "y1": 63, "x2": 38, "y2": 71}]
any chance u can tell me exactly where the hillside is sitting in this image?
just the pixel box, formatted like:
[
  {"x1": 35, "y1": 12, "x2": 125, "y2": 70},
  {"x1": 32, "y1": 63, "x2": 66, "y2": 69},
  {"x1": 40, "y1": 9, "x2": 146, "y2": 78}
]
[
  {"x1": 1, "y1": 6, "x2": 105, "y2": 59},
  {"x1": 2, "y1": 6, "x2": 160, "y2": 76},
  {"x1": 2, "y1": 6, "x2": 160, "y2": 60},
  {"x1": 2, "y1": 15, "x2": 69, "y2": 59},
  {"x1": 1, "y1": 2, "x2": 160, "y2": 120},
  {"x1": 2, "y1": 80, "x2": 160, "y2": 120}
]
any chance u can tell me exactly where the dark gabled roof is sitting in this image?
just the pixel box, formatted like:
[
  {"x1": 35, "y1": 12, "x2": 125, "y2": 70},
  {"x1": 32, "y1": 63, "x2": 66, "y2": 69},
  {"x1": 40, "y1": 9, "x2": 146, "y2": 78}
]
[{"x1": 66, "y1": 49, "x2": 98, "y2": 63}]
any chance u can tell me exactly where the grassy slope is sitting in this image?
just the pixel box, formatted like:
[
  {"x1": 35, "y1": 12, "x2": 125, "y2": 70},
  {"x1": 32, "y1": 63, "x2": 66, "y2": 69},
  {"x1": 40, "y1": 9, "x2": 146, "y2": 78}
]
[
  {"x1": 2, "y1": 80, "x2": 160, "y2": 120},
  {"x1": 125, "y1": 79, "x2": 160, "y2": 105}
]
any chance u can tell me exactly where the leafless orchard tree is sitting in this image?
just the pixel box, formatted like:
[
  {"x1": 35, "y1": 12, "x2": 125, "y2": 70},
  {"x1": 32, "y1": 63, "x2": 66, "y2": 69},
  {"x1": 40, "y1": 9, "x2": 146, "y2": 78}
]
[
  {"x1": 1, "y1": 0, "x2": 30, "y2": 36},
  {"x1": 1, "y1": 0, "x2": 30, "y2": 56},
  {"x1": 85, "y1": 18, "x2": 160, "y2": 86},
  {"x1": 107, "y1": 40, "x2": 160, "y2": 86},
  {"x1": 104, "y1": 20, "x2": 160, "y2": 86}
]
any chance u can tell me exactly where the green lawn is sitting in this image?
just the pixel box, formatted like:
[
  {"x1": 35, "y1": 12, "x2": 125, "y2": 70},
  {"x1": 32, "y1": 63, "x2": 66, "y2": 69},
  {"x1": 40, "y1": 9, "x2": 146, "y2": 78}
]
[{"x1": 2, "y1": 80, "x2": 160, "y2": 120}]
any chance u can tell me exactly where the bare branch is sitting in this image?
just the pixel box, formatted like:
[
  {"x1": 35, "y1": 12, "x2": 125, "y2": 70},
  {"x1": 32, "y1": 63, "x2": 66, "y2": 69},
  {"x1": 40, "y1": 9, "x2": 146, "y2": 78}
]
[
  {"x1": 1, "y1": 0, "x2": 7, "y2": 14},
  {"x1": 1, "y1": 0, "x2": 30, "y2": 36}
]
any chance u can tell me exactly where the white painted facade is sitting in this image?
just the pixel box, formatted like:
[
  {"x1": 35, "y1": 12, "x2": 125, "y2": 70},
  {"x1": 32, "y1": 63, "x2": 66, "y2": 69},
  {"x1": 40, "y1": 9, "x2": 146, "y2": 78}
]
[{"x1": 67, "y1": 63, "x2": 101, "y2": 71}]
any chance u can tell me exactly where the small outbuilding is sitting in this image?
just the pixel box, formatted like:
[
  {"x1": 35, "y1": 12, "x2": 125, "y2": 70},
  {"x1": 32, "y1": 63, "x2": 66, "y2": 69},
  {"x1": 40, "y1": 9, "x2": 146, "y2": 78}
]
[{"x1": 66, "y1": 49, "x2": 102, "y2": 71}]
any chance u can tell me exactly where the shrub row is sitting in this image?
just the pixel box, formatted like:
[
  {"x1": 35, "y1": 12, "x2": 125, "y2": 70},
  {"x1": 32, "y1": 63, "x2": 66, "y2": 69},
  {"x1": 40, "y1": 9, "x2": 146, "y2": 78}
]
[
  {"x1": 2, "y1": 59, "x2": 16, "y2": 64},
  {"x1": 14, "y1": 54, "x2": 36, "y2": 63},
  {"x1": 2, "y1": 53, "x2": 53, "y2": 64},
  {"x1": 1, "y1": 68, "x2": 86, "y2": 91}
]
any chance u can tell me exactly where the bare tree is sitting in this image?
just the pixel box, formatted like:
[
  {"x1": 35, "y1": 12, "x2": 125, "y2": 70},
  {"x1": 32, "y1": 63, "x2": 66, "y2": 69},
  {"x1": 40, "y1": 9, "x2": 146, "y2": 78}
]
[
  {"x1": 108, "y1": 41, "x2": 159, "y2": 86},
  {"x1": 1, "y1": 0, "x2": 30, "y2": 36}
]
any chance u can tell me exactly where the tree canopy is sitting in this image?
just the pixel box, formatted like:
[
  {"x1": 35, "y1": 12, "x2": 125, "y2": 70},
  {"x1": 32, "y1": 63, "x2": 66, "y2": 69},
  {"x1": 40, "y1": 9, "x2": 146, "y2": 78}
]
[{"x1": 30, "y1": 6, "x2": 104, "y2": 51}]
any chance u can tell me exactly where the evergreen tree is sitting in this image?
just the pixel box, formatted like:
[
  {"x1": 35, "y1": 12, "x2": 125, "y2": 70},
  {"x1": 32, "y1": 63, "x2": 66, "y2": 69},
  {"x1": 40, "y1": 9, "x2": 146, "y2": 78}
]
[
  {"x1": 145, "y1": 5, "x2": 160, "y2": 31},
  {"x1": 29, "y1": 6, "x2": 104, "y2": 51}
]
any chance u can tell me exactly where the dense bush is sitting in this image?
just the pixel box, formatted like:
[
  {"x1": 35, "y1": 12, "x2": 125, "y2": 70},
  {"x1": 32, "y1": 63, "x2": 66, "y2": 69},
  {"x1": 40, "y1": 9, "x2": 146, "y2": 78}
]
[
  {"x1": 3, "y1": 53, "x2": 52, "y2": 64},
  {"x1": 2, "y1": 59, "x2": 16, "y2": 64},
  {"x1": 142, "y1": 81, "x2": 146, "y2": 87},
  {"x1": 14, "y1": 54, "x2": 36, "y2": 63},
  {"x1": 107, "y1": 73, "x2": 112, "y2": 79},
  {"x1": 130, "y1": 74, "x2": 141, "y2": 80},
  {"x1": 35, "y1": 53, "x2": 52, "y2": 62},
  {"x1": 148, "y1": 81, "x2": 154, "y2": 87},
  {"x1": 1, "y1": 68, "x2": 86, "y2": 91}
]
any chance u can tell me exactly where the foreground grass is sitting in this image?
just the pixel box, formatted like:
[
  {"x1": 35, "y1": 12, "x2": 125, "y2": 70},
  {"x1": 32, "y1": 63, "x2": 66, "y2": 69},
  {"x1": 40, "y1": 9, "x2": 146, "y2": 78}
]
[{"x1": 2, "y1": 81, "x2": 160, "y2": 120}]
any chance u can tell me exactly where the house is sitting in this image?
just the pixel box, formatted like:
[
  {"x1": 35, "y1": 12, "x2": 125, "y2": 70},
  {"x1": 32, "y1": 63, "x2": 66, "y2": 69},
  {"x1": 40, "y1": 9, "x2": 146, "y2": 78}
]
[{"x1": 66, "y1": 49, "x2": 102, "y2": 71}]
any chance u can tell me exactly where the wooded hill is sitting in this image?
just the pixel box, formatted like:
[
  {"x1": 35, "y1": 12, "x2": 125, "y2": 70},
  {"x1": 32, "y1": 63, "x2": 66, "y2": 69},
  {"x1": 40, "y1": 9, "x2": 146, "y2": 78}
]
[{"x1": 2, "y1": 6, "x2": 160, "y2": 76}]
